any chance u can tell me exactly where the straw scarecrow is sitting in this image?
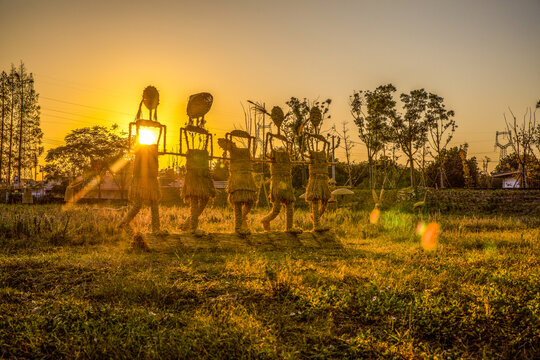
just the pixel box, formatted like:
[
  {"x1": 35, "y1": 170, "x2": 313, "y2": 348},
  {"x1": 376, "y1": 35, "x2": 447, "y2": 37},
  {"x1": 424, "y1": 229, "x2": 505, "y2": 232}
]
[
  {"x1": 303, "y1": 107, "x2": 331, "y2": 231},
  {"x1": 120, "y1": 86, "x2": 162, "y2": 233},
  {"x1": 180, "y1": 93, "x2": 216, "y2": 236},
  {"x1": 218, "y1": 130, "x2": 257, "y2": 234},
  {"x1": 252, "y1": 105, "x2": 302, "y2": 233}
]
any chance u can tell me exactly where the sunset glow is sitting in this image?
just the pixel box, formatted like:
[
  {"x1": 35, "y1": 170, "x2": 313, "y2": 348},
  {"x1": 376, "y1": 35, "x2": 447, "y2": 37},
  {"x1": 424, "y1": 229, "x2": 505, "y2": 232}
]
[
  {"x1": 138, "y1": 127, "x2": 159, "y2": 145},
  {"x1": 1, "y1": 1, "x2": 538, "y2": 169}
]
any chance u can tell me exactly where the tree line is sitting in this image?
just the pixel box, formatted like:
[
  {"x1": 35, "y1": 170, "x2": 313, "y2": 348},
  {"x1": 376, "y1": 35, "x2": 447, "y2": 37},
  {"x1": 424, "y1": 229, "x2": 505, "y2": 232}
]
[
  {"x1": 0, "y1": 62, "x2": 43, "y2": 185},
  {"x1": 43, "y1": 84, "x2": 540, "y2": 190}
]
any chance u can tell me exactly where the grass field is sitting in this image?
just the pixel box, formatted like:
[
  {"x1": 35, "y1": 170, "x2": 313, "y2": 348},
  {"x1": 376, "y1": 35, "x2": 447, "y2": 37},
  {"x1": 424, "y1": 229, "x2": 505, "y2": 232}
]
[{"x1": 0, "y1": 204, "x2": 538, "y2": 359}]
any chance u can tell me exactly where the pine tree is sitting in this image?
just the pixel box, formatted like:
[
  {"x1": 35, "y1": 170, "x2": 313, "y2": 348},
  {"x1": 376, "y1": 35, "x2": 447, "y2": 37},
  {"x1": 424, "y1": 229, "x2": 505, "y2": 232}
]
[
  {"x1": 7, "y1": 65, "x2": 17, "y2": 184},
  {"x1": 0, "y1": 71, "x2": 9, "y2": 183},
  {"x1": 15, "y1": 62, "x2": 42, "y2": 184},
  {"x1": 0, "y1": 62, "x2": 42, "y2": 185}
]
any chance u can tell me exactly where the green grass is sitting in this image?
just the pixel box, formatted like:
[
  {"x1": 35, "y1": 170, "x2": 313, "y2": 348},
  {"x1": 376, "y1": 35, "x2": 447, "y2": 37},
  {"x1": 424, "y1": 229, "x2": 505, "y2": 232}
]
[{"x1": 0, "y1": 204, "x2": 539, "y2": 359}]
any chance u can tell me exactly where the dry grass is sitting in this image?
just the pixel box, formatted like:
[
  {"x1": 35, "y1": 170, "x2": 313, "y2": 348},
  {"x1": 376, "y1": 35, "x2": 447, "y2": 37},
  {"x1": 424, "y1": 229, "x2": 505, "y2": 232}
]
[{"x1": 0, "y1": 204, "x2": 538, "y2": 359}]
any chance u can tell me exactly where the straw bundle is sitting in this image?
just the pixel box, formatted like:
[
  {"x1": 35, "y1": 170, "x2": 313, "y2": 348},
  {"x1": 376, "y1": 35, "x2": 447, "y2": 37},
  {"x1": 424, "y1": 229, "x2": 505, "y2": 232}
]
[
  {"x1": 306, "y1": 150, "x2": 330, "y2": 201},
  {"x1": 227, "y1": 147, "x2": 257, "y2": 204},
  {"x1": 182, "y1": 149, "x2": 216, "y2": 200},
  {"x1": 269, "y1": 150, "x2": 295, "y2": 204},
  {"x1": 129, "y1": 145, "x2": 161, "y2": 201}
]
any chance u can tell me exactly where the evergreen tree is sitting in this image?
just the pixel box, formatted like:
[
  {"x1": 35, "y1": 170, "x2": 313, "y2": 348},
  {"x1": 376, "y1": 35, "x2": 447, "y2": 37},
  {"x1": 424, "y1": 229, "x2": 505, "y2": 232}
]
[
  {"x1": 0, "y1": 71, "x2": 9, "y2": 183},
  {"x1": 0, "y1": 62, "x2": 42, "y2": 184}
]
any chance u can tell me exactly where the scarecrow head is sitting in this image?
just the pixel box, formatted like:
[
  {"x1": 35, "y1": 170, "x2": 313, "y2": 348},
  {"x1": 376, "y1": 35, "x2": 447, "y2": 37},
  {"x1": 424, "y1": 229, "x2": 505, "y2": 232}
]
[{"x1": 180, "y1": 92, "x2": 214, "y2": 155}]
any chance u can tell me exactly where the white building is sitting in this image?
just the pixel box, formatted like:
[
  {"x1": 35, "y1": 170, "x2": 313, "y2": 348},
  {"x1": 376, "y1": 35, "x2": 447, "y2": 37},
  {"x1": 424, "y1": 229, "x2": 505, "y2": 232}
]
[{"x1": 491, "y1": 170, "x2": 521, "y2": 188}]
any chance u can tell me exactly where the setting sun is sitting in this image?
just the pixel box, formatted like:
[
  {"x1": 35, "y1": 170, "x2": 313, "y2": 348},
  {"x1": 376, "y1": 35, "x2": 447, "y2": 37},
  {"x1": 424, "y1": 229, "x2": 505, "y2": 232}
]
[
  {"x1": 138, "y1": 127, "x2": 159, "y2": 145},
  {"x1": 1, "y1": 1, "x2": 538, "y2": 358}
]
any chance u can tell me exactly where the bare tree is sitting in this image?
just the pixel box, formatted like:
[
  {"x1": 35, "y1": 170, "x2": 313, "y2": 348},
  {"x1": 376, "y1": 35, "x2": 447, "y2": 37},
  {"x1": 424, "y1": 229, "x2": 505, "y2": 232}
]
[
  {"x1": 332, "y1": 121, "x2": 354, "y2": 186},
  {"x1": 504, "y1": 105, "x2": 538, "y2": 188}
]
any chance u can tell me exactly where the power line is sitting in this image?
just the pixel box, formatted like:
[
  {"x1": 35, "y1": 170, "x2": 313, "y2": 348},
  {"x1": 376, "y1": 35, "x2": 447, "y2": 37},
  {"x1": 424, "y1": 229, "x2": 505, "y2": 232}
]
[
  {"x1": 41, "y1": 112, "x2": 110, "y2": 127},
  {"x1": 41, "y1": 107, "x2": 128, "y2": 124},
  {"x1": 40, "y1": 96, "x2": 132, "y2": 116}
]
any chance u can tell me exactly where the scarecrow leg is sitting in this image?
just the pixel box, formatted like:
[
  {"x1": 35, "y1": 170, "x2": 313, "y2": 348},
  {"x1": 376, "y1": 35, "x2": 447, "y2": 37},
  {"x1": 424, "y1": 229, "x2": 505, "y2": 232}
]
[
  {"x1": 311, "y1": 201, "x2": 320, "y2": 230},
  {"x1": 193, "y1": 196, "x2": 209, "y2": 230},
  {"x1": 234, "y1": 202, "x2": 243, "y2": 231},
  {"x1": 242, "y1": 202, "x2": 253, "y2": 228},
  {"x1": 198, "y1": 197, "x2": 209, "y2": 216},
  {"x1": 150, "y1": 200, "x2": 160, "y2": 233},
  {"x1": 121, "y1": 199, "x2": 142, "y2": 225},
  {"x1": 319, "y1": 200, "x2": 328, "y2": 217},
  {"x1": 189, "y1": 197, "x2": 199, "y2": 231},
  {"x1": 286, "y1": 202, "x2": 294, "y2": 231},
  {"x1": 261, "y1": 201, "x2": 281, "y2": 231}
]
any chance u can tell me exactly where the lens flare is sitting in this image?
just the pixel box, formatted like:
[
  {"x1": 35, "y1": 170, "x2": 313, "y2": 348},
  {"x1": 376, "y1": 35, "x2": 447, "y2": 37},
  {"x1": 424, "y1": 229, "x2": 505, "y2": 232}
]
[
  {"x1": 416, "y1": 221, "x2": 426, "y2": 235},
  {"x1": 138, "y1": 127, "x2": 158, "y2": 145},
  {"x1": 421, "y1": 222, "x2": 440, "y2": 251},
  {"x1": 369, "y1": 209, "x2": 380, "y2": 224},
  {"x1": 62, "y1": 156, "x2": 130, "y2": 210}
]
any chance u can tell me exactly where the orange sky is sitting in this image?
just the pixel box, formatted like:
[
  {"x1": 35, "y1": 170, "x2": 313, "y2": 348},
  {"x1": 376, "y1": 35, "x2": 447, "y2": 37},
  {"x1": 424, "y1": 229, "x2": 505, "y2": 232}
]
[{"x1": 1, "y1": 0, "x2": 539, "y2": 170}]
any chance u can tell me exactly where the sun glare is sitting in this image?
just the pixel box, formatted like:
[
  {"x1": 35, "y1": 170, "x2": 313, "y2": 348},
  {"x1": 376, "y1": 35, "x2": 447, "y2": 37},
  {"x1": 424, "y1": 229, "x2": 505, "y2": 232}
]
[
  {"x1": 138, "y1": 127, "x2": 158, "y2": 145},
  {"x1": 369, "y1": 209, "x2": 380, "y2": 224},
  {"x1": 421, "y1": 222, "x2": 440, "y2": 251}
]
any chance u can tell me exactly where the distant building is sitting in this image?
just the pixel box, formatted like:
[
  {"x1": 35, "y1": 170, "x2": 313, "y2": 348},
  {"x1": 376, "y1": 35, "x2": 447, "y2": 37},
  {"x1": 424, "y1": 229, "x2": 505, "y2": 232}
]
[
  {"x1": 491, "y1": 170, "x2": 521, "y2": 188},
  {"x1": 64, "y1": 173, "x2": 228, "y2": 202}
]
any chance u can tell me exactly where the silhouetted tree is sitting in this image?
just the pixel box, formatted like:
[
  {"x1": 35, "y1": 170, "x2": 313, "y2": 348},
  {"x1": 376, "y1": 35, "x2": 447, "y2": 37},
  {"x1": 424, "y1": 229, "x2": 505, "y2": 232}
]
[
  {"x1": 332, "y1": 121, "x2": 354, "y2": 186},
  {"x1": 495, "y1": 152, "x2": 540, "y2": 188},
  {"x1": 390, "y1": 89, "x2": 429, "y2": 188},
  {"x1": 0, "y1": 71, "x2": 9, "y2": 183},
  {"x1": 350, "y1": 84, "x2": 396, "y2": 188},
  {"x1": 0, "y1": 62, "x2": 42, "y2": 184},
  {"x1": 504, "y1": 105, "x2": 537, "y2": 188},
  {"x1": 283, "y1": 97, "x2": 332, "y2": 160},
  {"x1": 426, "y1": 145, "x2": 479, "y2": 188},
  {"x1": 426, "y1": 93, "x2": 456, "y2": 188},
  {"x1": 45, "y1": 125, "x2": 127, "y2": 180}
]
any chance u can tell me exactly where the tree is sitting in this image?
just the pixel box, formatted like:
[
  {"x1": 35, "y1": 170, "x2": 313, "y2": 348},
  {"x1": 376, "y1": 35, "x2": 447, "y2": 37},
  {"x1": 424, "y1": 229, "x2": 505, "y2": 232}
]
[
  {"x1": 45, "y1": 125, "x2": 127, "y2": 197},
  {"x1": 283, "y1": 97, "x2": 332, "y2": 160},
  {"x1": 504, "y1": 105, "x2": 537, "y2": 188},
  {"x1": 350, "y1": 84, "x2": 396, "y2": 188},
  {"x1": 534, "y1": 100, "x2": 540, "y2": 154},
  {"x1": 16, "y1": 63, "x2": 42, "y2": 181},
  {"x1": 390, "y1": 89, "x2": 429, "y2": 188},
  {"x1": 495, "y1": 152, "x2": 540, "y2": 188},
  {"x1": 0, "y1": 62, "x2": 42, "y2": 184},
  {"x1": 331, "y1": 121, "x2": 354, "y2": 186},
  {"x1": 282, "y1": 97, "x2": 331, "y2": 186},
  {"x1": 426, "y1": 93, "x2": 456, "y2": 188},
  {"x1": 7, "y1": 65, "x2": 17, "y2": 184},
  {"x1": 426, "y1": 145, "x2": 479, "y2": 188},
  {"x1": 0, "y1": 71, "x2": 9, "y2": 183}
]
